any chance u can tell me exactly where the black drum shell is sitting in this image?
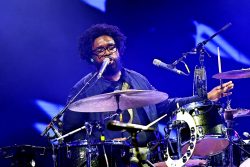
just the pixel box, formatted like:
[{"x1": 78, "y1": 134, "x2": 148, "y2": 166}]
[{"x1": 57, "y1": 140, "x2": 130, "y2": 167}]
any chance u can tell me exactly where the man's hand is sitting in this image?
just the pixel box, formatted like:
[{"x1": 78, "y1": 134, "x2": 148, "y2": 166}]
[{"x1": 208, "y1": 81, "x2": 234, "y2": 101}]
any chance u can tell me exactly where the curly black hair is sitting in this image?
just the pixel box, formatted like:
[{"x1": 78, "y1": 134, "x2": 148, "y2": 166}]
[{"x1": 79, "y1": 23, "x2": 127, "y2": 63}]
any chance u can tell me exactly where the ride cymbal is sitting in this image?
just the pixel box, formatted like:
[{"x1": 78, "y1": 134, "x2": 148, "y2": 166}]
[
  {"x1": 224, "y1": 108, "x2": 250, "y2": 119},
  {"x1": 213, "y1": 68, "x2": 250, "y2": 79}
]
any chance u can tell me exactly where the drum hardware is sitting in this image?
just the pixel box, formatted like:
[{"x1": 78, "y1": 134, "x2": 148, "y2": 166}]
[
  {"x1": 169, "y1": 119, "x2": 188, "y2": 160},
  {"x1": 107, "y1": 112, "x2": 170, "y2": 167},
  {"x1": 41, "y1": 72, "x2": 100, "y2": 145},
  {"x1": 168, "y1": 24, "x2": 231, "y2": 80},
  {"x1": 163, "y1": 128, "x2": 176, "y2": 156},
  {"x1": 107, "y1": 113, "x2": 170, "y2": 152},
  {"x1": 56, "y1": 140, "x2": 130, "y2": 167},
  {"x1": 0, "y1": 145, "x2": 50, "y2": 167},
  {"x1": 240, "y1": 158, "x2": 250, "y2": 167},
  {"x1": 107, "y1": 120, "x2": 155, "y2": 167},
  {"x1": 107, "y1": 120, "x2": 155, "y2": 132},
  {"x1": 243, "y1": 132, "x2": 250, "y2": 139},
  {"x1": 171, "y1": 22, "x2": 232, "y2": 160},
  {"x1": 47, "y1": 89, "x2": 168, "y2": 167},
  {"x1": 225, "y1": 108, "x2": 250, "y2": 119},
  {"x1": 223, "y1": 95, "x2": 250, "y2": 167},
  {"x1": 52, "y1": 125, "x2": 86, "y2": 143},
  {"x1": 84, "y1": 121, "x2": 111, "y2": 167},
  {"x1": 85, "y1": 122, "x2": 95, "y2": 167},
  {"x1": 165, "y1": 109, "x2": 197, "y2": 167},
  {"x1": 147, "y1": 110, "x2": 197, "y2": 167},
  {"x1": 213, "y1": 68, "x2": 250, "y2": 79},
  {"x1": 225, "y1": 119, "x2": 250, "y2": 167},
  {"x1": 180, "y1": 101, "x2": 229, "y2": 157},
  {"x1": 54, "y1": 121, "x2": 108, "y2": 167},
  {"x1": 68, "y1": 89, "x2": 168, "y2": 113}
]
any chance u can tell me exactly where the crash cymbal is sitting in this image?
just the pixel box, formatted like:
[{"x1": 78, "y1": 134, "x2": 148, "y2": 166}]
[
  {"x1": 212, "y1": 68, "x2": 250, "y2": 79},
  {"x1": 224, "y1": 108, "x2": 250, "y2": 119},
  {"x1": 68, "y1": 89, "x2": 168, "y2": 112}
]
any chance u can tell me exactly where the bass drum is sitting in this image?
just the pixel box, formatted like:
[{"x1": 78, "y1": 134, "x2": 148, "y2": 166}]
[
  {"x1": 171, "y1": 101, "x2": 229, "y2": 157},
  {"x1": 57, "y1": 140, "x2": 131, "y2": 167},
  {"x1": 208, "y1": 142, "x2": 242, "y2": 167}
]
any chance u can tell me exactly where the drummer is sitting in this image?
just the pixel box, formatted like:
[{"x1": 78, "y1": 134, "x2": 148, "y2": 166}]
[{"x1": 62, "y1": 23, "x2": 234, "y2": 166}]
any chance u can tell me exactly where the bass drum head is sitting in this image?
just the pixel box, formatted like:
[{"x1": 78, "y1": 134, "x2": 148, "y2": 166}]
[{"x1": 182, "y1": 136, "x2": 229, "y2": 157}]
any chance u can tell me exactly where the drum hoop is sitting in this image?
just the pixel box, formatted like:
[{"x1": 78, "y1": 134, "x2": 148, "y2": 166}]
[
  {"x1": 60, "y1": 140, "x2": 130, "y2": 148},
  {"x1": 182, "y1": 101, "x2": 221, "y2": 112},
  {"x1": 165, "y1": 109, "x2": 197, "y2": 167}
]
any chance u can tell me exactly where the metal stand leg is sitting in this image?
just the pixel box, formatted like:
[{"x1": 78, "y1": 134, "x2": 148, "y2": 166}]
[
  {"x1": 86, "y1": 147, "x2": 92, "y2": 167},
  {"x1": 176, "y1": 127, "x2": 182, "y2": 159},
  {"x1": 85, "y1": 122, "x2": 93, "y2": 167},
  {"x1": 227, "y1": 120, "x2": 237, "y2": 167},
  {"x1": 130, "y1": 132, "x2": 155, "y2": 167}
]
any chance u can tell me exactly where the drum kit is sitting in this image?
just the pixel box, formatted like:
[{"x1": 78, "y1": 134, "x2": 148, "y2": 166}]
[
  {"x1": 55, "y1": 67, "x2": 250, "y2": 167},
  {"x1": 1, "y1": 69, "x2": 250, "y2": 167}
]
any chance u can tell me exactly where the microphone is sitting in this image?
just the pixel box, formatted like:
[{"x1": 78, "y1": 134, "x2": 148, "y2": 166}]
[
  {"x1": 243, "y1": 132, "x2": 250, "y2": 138},
  {"x1": 107, "y1": 120, "x2": 154, "y2": 132},
  {"x1": 153, "y1": 59, "x2": 188, "y2": 76},
  {"x1": 97, "y1": 58, "x2": 110, "y2": 79}
]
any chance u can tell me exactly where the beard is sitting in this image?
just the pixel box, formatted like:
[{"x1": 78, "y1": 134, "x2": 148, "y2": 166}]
[{"x1": 97, "y1": 57, "x2": 122, "y2": 77}]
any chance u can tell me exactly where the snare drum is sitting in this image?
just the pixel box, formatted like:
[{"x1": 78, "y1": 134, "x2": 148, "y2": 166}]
[
  {"x1": 57, "y1": 140, "x2": 130, "y2": 167},
  {"x1": 181, "y1": 101, "x2": 229, "y2": 157}
]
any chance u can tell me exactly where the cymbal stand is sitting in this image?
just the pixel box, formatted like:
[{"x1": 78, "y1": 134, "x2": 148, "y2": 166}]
[
  {"x1": 225, "y1": 115, "x2": 236, "y2": 167},
  {"x1": 104, "y1": 94, "x2": 122, "y2": 121},
  {"x1": 224, "y1": 85, "x2": 236, "y2": 167},
  {"x1": 225, "y1": 113, "x2": 250, "y2": 167},
  {"x1": 128, "y1": 130, "x2": 156, "y2": 167},
  {"x1": 85, "y1": 122, "x2": 93, "y2": 167}
]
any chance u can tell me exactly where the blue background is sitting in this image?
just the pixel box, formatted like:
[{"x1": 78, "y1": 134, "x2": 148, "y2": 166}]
[{"x1": 1, "y1": 0, "x2": 250, "y2": 165}]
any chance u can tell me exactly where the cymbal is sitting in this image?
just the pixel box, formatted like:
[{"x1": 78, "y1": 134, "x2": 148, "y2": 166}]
[
  {"x1": 68, "y1": 89, "x2": 168, "y2": 112},
  {"x1": 224, "y1": 108, "x2": 250, "y2": 118},
  {"x1": 212, "y1": 68, "x2": 250, "y2": 79},
  {"x1": 107, "y1": 120, "x2": 154, "y2": 132}
]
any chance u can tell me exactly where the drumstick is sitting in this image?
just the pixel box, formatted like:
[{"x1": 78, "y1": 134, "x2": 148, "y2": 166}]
[
  {"x1": 217, "y1": 47, "x2": 223, "y2": 90},
  {"x1": 146, "y1": 113, "x2": 168, "y2": 128},
  {"x1": 218, "y1": 47, "x2": 231, "y2": 107}
]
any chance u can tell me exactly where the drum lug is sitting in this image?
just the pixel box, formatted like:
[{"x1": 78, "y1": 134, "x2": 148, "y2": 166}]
[
  {"x1": 79, "y1": 150, "x2": 86, "y2": 159},
  {"x1": 198, "y1": 126, "x2": 204, "y2": 136},
  {"x1": 66, "y1": 149, "x2": 71, "y2": 159},
  {"x1": 121, "y1": 149, "x2": 126, "y2": 157}
]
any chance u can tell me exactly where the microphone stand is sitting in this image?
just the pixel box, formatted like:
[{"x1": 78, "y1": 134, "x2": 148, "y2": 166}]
[
  {"x1": 41, "y1": 72, "x2": 98, "y2": 141},
  {"x1": 171, "y1": 22, "x2": 232, "y2": 68}
]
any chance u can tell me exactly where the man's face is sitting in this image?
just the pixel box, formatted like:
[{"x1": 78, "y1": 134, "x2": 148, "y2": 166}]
[{"x1": 91, "y1": 35, "x2": 122, "y2": 76}]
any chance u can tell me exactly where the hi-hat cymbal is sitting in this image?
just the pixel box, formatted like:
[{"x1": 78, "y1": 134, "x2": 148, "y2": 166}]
[
  {"x1": 224, "y1": 108, "x2": 250, "y2": 119},
  {"x1": 212, "y1": 68, "x2": 250, "y2": 79},
  {"x1": 107, "y1": 120, "x2": 154, "y2": 132},
  {"x1": 68, "y1": 89, "x2": 168, "y2": 112}
]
